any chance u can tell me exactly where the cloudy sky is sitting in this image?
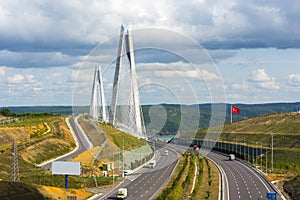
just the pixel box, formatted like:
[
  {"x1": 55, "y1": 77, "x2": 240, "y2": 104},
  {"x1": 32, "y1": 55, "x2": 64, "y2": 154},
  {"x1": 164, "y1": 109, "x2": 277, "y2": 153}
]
[{"x1": 0, "y1": 0, "x2": 299, "y2": 106}]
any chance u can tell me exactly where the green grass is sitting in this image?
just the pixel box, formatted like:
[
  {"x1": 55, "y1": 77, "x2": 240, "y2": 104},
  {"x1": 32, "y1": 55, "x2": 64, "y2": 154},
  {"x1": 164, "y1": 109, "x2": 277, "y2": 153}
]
[
  {"x1": 0, "y1": 182, "x2": 45, "y2": 200},
  {"x1": 98, "y1": 122, "x2": 147, "y2": 150},
  {"x1": 0, "y1": 115, "x2": 59, "y2": 128},
  {"x1": 191, "y1": 155, "x2": 204, "y2": 199},
  {"x1": 197, "y1": 112, "x2": 300, "y2": 172},
  {"x1": 196, "y1": 132, "x2": 300, "y2": 149},
  {"x1": 156, "y1": 154, "x2": 188, "y2": 200},
  {"x1": 284, "y1": 175, "x2": 300, "y2": 200},
  {"x1": 20, "y1": 173, "x2": 113, "y2": 189}
]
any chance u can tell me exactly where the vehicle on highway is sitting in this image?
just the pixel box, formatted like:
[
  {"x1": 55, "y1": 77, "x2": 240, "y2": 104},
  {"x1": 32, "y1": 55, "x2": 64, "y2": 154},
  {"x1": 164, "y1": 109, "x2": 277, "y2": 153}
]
[
  {"x1": 163, "y1": 150, "x2": 168, "y2": 156},
  {"x1": 117, "y1": 188, "x2": 127, "y2": 199},
  {"x1": 193, "y1": 144, "x2": 199, "y2": 151},
  {"x1": 267, "y1": 191, "x2": 276, "y2": 200},
  {"x1": 229, "y1": 154, "x2": 235, "y2": 160},
  {"x1": 123, "y1": 170, "x2": 133, "y2": 176},
  {"x1": 149, "y1": 160, "x2": 156, "y2": 168}
]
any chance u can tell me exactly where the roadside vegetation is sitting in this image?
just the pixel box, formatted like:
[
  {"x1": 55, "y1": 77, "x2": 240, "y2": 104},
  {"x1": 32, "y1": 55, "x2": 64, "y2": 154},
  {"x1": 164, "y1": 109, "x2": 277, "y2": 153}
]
[
  {"x1": 156, "y1": 152, "x2": 219, "y2": 200},
  {"x1": 197, "y1": 112, "x2": 300, "y2": 200},
  {"x1": 98, "y1": 122, "x2": 147, "y2": 150},
  {"x1": 0, "y1": 181, "x2": 93, "y2": 200},
  {"x1": 283, "y1": 175, "x2": 300, "y2": 199},
  {"x1": 0, "y1": 109, "x2": 114, "y2": 199}
]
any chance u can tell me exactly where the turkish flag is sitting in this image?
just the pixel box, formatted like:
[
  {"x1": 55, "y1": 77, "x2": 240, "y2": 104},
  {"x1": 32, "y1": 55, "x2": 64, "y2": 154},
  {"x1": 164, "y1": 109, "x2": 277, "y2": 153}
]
[{"x1": 232, "y1": 105, "x2": 240, "y2": 114}]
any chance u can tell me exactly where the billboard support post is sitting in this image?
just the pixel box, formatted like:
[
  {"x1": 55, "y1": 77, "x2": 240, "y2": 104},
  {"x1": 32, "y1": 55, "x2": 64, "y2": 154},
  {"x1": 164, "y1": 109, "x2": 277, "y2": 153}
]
[
  {"x1": 65, "y1": 174, "x2": 69, "y2": 189},
  {"x1": 51, "y1": 161, "x2": 81, "y2": 189}
]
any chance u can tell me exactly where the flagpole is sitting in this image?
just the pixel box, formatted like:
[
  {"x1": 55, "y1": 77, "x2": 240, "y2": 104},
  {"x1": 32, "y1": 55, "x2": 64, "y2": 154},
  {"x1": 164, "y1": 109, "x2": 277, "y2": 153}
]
[{"x1": 231, "y1": 105, "x2": 233, "y2": 124}]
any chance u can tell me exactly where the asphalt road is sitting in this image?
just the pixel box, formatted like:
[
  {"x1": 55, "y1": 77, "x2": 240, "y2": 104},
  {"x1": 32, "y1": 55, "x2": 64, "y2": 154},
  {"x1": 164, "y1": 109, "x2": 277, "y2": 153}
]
[
  {"x1": 39, "y1": 116, "x2": 92, "y2": 169},
  {"x1": 207, "y1": 151, "x2": 284, "y2": 200},
  {"x1": 95, "y1": 144, "x2": 179, "y2": 200}
]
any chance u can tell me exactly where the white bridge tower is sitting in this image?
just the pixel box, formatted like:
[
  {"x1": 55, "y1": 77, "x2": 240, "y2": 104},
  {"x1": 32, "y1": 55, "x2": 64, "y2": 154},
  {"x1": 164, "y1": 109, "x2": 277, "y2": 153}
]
[
  {"x1": 89, "y1": 65, "x2": 108, "y2": 122},
  {"x1": 109, "y1": 25, "x2": 146, "y2": 139}
]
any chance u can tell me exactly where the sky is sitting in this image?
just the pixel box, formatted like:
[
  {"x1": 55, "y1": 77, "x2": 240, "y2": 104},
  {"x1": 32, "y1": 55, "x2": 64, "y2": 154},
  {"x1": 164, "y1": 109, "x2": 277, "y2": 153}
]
[{"x1": 0, "y1": 0, "x2": 299, "y2": 106}]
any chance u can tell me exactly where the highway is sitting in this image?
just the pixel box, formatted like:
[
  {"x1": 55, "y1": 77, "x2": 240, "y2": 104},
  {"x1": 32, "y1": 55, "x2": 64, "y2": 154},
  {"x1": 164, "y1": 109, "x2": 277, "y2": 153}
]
[
  {"x1": 167, "y1": 143, "x2": 285, "y2": 200},
  {"x1": 206, "y1": 151, "x2": 284, "y2": 200},
  {"x1": 39, "y1": 116, "x2": 285, "y2": 200},
  {"x1": 93, "y1": 144, "x2": 179, "y2": 200},
  {"x1": 39, "y1": 116, "x2": 92, "y2": 169}
]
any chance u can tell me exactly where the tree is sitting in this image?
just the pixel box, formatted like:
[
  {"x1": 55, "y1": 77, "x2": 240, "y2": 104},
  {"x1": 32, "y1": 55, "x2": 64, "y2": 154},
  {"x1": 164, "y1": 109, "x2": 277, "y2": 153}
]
[{"x1": 0, "y1": 108, "x2": 12, "y2": 117}]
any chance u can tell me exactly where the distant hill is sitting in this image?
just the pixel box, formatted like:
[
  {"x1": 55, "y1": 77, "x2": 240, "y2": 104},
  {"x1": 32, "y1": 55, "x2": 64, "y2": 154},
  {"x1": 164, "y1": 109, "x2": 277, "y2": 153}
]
[
  {"x1": 3, "y1": 102, "x2": 300, "y2": 134},
  {"x1": 222, "y1": 112, "x2": 300, "y2": 135},
  {"x1": 197, "y1": 112, "x2": 300, "y2": 148},
  {"x1": 142, "y1": 102, "x2": 300, "y2": 134}
]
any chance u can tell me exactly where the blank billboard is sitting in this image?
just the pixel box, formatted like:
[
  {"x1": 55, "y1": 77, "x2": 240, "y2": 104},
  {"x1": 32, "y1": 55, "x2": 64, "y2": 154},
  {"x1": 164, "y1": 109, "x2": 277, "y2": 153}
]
[{"x1": 52, "y1": 161, "x2": 81, "y2": 176}]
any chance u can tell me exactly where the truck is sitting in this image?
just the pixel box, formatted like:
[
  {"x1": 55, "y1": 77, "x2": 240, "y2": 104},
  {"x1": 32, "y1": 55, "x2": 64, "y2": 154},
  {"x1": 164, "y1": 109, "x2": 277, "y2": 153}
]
[
  {"x1": 164, "y1": 150, "x2": 169, "y2": 156},
  {"x1": 117, "y1": 188, "x2": 127, "y2": 199},
  {"x1": 267, "y1": 192, "x2": 276, "y2": 200},
  {"x1": 229, "y1": 154, "x2": 235, "y2": 161},
  {"x1": 193, "y1": 145, "x2": 199, "y2": 151},
  {"x1": 149, "y1": 160, "x2": 156, "y2": 168},
  {"x1": 122, "y1": 170, "x2": 133, "y2": 176}
]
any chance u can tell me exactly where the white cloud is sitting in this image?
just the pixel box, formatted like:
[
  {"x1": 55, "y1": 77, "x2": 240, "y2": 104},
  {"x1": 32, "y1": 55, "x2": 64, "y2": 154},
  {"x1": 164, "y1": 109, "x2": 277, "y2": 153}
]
[
  {"x1": 25, "y1": 74, "x2": 37, "y2": 83},
  {"x1": 153, "y1": 69, "x2": 219, "y2": 80},
  {"x1": 0, "y1": 66, "x2": 6, "y2": 75},
  {"x1": 248, "y1": 68, "x2": 280, "y2": 90},
  {"x1": 249, "y1": 68, "x2": 272, "y2": 82},
  {"x1": 257, "y1": 80, "x2": 279, "y2": 90},
  {"x1": 33, "y1": 87, "x2": 43, "y2": 91},
  {"x1": 288, "y1": 73, "x2": 300, "y2": 88},
  {"x1": 1, "y1": 0, "x2": 300, "y2": 54},
  {"x1": 7, "y1": 74, "x2": 24, "y2": 84},
  {"x1": 230, "y1": 80, "x2": 249, "y2": 90}
]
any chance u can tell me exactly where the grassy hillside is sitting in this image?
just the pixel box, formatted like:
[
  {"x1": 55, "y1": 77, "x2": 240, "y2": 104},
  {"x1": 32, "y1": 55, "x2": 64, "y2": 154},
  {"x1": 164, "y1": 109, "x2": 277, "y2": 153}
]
[
  {"x1": 197, "y1": 112, "x2": 300, "y2": 148},
  {"x1": 98, "y1": 122, "x2": 147, "y2": 150},
  {"x1": 0, "y1": 114, "x2": 115, "y2": 199},
  {"x1": 284, "y1": 175, "x2": 300, "y2": 200},
  {"x1": 0, "y1": 115, "x2": 77, "y2": 181},
  {"x1": 0, "y1": 181, "x2": 93, "y2": 200},
  {"x1": 197, "y1": 112, "x2": 300, "y2": 200},
  {"x1": 0, "y1": 115, "x2": 76, "y2": 165}
]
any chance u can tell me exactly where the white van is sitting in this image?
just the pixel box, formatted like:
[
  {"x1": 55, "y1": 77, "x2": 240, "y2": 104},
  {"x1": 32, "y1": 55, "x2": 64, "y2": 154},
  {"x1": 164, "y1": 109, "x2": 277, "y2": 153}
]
[{"x1": 149, "y1": 160, "x2": 156, "y2": 168}]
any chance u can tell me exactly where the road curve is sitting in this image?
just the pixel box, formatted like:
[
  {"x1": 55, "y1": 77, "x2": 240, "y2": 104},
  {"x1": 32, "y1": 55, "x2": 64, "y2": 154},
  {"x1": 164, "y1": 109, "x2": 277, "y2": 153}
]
[
  {"x1": 207, "y1": 151, "x2": 284, "y2": 200},
  {"x1": 39, "y1": 116, "x2": 92, "y2": 169},
  {"x1": 92, "y1": 144, "x2": 179, "y2": 200}
]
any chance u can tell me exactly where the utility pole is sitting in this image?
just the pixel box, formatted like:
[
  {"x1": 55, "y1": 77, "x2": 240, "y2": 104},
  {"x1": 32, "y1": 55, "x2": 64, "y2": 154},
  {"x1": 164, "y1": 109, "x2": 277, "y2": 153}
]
[
  {"x1": 266, "y1": 147, "x2": 268, "y2": 174},
  {"x1": 235, "y1": 139, "x2": 237, "y2": 154},
  {"x1": 122, "y1": 138, "x2": 124, "y2": 179},
  {"x1": 112, "y1": 151, "x2": 114, "y2": 184},
  {"x1": 239, "y1": 143, "x2": 241, "y2": 159},
  {"x1": 230, "y1": 105, "x2": 233, "y2": 123},
  {"x1": 256, "y1": 142, "x2": 258, "y2": 166},
  {"x1": 260, "y1": 143, "x2": 262, "y2": 171},
  {"x1": 11, "y1": 139, "x2": 19, "y2": 182},
  {"x1": 271, "y1": 133, "x2": 274, "y2": 173},
  {"x1": 248, "y1": 145, "x2": 250, "y2": 163}
]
